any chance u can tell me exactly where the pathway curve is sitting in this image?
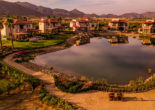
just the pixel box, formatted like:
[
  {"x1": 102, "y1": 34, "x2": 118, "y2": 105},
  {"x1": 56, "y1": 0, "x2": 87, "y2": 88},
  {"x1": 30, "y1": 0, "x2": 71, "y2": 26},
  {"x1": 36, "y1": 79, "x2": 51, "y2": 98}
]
[{"x1": 3, "y1": 53, "x2": 155, "y2": 110}]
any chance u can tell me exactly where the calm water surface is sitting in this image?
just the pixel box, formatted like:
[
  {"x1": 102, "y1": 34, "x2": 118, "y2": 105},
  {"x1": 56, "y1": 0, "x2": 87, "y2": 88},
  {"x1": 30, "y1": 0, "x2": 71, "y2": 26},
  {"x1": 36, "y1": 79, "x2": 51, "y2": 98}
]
[{"x1": 33, "y1": 37, "x2": 155, "y2": 84}]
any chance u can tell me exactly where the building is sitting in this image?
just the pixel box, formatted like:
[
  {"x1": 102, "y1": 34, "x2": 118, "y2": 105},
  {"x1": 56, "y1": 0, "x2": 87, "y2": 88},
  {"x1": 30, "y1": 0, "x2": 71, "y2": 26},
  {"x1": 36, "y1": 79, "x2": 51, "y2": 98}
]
[
  {"x1": 70, "y1": 18, "x2": 97, "y2": 32},
  {"x1": 2, "y1": 19, "x2": 34, "y2": 39},
  {"x1": 138, "y1": 20, "x2": 155, "y2": 34},
  {"x1": 39, "y1": 18, "x2": 61, "y2": 34},
  {"x1": 108, "y1": 19, "x2": 129, "y2": 32}
]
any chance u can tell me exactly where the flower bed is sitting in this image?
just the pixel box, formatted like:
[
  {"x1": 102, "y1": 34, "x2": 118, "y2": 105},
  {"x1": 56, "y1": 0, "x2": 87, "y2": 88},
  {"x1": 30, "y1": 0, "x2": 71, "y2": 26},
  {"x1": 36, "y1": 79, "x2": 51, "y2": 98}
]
[
  {"x1": 54, "y1": 74, "x2": 155, "y2": 93},
  {"x1": 13, "y1": 50, "x2": 38, "y2": 63},
  {"x1": 54, "y1": 75, "x2": 93, "y2": 93},
  {"x1": 0, "y1": 62, "x2": 40, "y2": 94}
]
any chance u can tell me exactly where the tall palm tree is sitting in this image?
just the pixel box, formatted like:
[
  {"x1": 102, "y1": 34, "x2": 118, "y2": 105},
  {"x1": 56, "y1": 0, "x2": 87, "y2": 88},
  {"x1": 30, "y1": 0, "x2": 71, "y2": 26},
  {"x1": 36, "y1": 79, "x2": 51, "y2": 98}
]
[
  {"x1": 6, "y1": 17, "x2": 14, "y2": 49},
  {"x1": 0, "y1": 21, "x2": 4, "y2": 54}
]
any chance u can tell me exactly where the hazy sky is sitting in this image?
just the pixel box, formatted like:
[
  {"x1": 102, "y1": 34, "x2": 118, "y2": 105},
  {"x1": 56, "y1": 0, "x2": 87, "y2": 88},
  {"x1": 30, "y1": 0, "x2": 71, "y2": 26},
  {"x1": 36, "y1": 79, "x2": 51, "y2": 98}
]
[{"x1": 5, "y1": 0, "x2": 155, "y2": 15}]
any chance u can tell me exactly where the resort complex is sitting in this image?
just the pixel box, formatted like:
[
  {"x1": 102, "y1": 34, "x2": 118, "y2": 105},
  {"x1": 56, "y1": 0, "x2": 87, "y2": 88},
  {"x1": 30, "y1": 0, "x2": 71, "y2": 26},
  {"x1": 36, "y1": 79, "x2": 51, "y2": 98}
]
[{"x1": 0, "y1": 1, "x2": 155, "y2": 110}]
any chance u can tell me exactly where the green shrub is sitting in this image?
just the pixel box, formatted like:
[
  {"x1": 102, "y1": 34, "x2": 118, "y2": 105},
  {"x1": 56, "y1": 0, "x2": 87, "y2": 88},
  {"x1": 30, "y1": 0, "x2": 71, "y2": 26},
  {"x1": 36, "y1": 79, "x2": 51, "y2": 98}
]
[
  {"x1": 39, "y1": 87, "x2": 79, "y2": 110},
  {"x1": 0, "y1": 79, "x2": 16, "y2": 93},
  {"x1": 54, "y1": 75, "x2": 92, "y2": 93},
  {"x1": 39, "y1": 93, "x2": 47, "y2": 100},
  {"x1": 50, "y1": 66, "x2": 54, "y2": 70},
  {"x1": 48, "y1": 97, "x2": 58, "y2": 107},
  {"x1": 0, "y1": 63, "x2": 41, "y2": 94},
  {"x1": 42, "y1": 95, "x2": 52, "y2": 103}
]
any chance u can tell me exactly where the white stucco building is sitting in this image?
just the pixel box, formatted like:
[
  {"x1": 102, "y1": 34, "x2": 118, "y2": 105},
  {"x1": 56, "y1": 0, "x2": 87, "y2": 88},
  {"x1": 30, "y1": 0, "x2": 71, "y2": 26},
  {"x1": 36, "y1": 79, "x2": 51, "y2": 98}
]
[
  {"x1": 138, "y1": 20, "x2": 155, "y2": 34},
  {"x1": 39, "y1": 18, "x2": 61, "y2": 33},
  {"x1": 108, "y1": 19, "x2": 129, "y2": 32},
  {"x1": 1, "y1": 19, "x2": 33, "y2": 39},
  {"x1": 70, "y1": 18, "x2": 98, "y2": 31}
]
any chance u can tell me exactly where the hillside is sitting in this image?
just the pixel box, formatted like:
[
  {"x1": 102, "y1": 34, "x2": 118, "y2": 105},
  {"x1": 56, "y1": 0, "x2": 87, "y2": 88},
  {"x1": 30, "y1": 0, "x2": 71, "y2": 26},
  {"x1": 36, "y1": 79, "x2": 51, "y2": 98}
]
[{"x1": 0, "y1": 1, "x2": 155, "y2": 18}]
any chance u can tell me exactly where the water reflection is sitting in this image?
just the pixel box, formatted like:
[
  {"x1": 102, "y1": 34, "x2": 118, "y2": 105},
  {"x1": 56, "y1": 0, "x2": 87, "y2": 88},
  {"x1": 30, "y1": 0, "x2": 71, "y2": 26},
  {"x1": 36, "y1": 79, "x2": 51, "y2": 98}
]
[{"x1": 32, "y1": 36, "x2": 155, "y2": 84}]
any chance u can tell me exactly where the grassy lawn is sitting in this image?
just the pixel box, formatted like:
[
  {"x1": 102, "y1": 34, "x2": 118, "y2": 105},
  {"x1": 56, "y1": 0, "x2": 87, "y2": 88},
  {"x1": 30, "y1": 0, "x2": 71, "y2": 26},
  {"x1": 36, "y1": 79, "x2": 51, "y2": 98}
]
[{"x1": 2, "y1": 33, "x2": 74, "y2": 49}]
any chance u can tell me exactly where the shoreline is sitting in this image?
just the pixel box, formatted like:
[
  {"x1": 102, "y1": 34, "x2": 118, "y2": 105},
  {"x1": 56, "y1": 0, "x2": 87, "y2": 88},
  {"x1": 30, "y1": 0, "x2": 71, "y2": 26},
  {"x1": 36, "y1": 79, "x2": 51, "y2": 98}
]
[
  {"x1": 2, "y1": 34, "x2": 155, "y2": 110},
  {"x1": 19, "y1": 35, "x2": 155, "y2": 87}
]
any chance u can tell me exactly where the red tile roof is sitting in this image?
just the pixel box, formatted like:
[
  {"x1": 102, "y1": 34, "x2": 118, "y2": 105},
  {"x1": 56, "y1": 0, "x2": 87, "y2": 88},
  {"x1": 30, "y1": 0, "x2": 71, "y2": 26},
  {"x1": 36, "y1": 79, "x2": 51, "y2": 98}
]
[
  {"x1": 144, "y1": 21, "x2": 155, "y2": 24},
  {"x1": 3, "y1": 19, "x2": 32, "y2": 25},
  {"x1": 71, "y1": 18, "x2": 89, "y2": 23},
  {"x1": 110, "y1": 20, "x2": 128, "y2": 23},
  {"x1": 39, "y1": 19, "x2": 59, "y2": 23}
]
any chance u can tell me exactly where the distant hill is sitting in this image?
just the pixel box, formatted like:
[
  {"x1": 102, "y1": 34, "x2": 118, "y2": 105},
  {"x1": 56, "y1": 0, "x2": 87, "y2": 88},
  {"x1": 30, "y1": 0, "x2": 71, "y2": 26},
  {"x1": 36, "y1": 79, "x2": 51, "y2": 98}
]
[
  {"x1": 0, "y1": 0, "x2": 155, "y2": 18},
  {"x1": 0, "y1": 1, "x2": 41, "y2": 16},
  {"x1": 101, "y1": 12, "x2": 155, "y2": 18}
]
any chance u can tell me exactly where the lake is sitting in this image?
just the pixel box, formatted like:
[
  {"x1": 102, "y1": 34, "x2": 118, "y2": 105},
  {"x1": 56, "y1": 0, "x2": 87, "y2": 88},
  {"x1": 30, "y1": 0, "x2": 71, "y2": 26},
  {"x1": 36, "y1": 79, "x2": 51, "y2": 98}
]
[{"x1": 32, "y1": 37, "x2": 155, "y2": 84}]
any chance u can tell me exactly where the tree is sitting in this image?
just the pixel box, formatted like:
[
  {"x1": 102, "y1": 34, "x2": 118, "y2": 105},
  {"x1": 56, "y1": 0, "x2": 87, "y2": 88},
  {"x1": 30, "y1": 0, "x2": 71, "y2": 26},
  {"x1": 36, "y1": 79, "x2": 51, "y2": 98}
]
[
  {"x1": 0, "y1": 21, "x2": 4, "y2": 54},
  {"x1": 6, "y1": 17, "x2": 15, "y2": 49},
  {"x1": 129, "y1": 80, "x2": 135, "y2": 86},
  {"x1": 136, "y1": 76, "x2": 143, "y2": 85}
]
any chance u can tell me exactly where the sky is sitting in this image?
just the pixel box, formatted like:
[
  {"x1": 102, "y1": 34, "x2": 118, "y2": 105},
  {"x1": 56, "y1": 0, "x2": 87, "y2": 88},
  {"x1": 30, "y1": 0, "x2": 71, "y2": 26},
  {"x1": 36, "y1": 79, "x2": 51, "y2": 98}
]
[{"x1": 5, "y1": 0, "x2": 155, "y2": 15}]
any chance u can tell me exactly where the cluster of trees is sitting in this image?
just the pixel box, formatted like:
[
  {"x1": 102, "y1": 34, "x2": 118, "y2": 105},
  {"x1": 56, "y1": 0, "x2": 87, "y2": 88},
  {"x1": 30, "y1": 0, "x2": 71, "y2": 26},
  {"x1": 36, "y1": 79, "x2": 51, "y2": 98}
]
[{"x1": 128, "y1": 23, "x2": 142, "y2": 32}]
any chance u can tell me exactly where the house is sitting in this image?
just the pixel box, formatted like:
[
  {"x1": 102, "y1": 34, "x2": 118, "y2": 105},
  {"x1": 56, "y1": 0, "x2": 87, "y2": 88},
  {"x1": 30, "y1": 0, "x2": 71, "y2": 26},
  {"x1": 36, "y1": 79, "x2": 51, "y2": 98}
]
[
  {"x1": 39, "y1": 18, "x2": 61, "y2": 34},
  {"x1": 138, "y1": 20, "x2": 155, "y2": 34},
  {"x1": 108, "y1": 19, "x2": 129, "y2": 32},
  {"x1": 2, "y1": 19, "x2": 34, "y2": 39},
  {"x1": 70, "y1": 18, "x2": 97, "y2": 32}
]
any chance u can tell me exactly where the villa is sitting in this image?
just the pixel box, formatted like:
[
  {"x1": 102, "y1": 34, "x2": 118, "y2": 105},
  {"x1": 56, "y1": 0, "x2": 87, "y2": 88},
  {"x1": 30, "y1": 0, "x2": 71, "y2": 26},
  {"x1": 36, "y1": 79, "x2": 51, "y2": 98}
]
[
  {"x1": 108, "y1": 19, "x2": 129, "y2": 32},
  {"x1": 39, "y1": 18, "x2": 61, "y2": 34},
  {"x1": 70, "y1": 18, "x2": 98, "y2": 32},
  {"x1": 138, "y1": 20, "x2": 155, "y2": 34},
  {"x1": 1, "y1": 19, "x2": 34, "y2": 39}
]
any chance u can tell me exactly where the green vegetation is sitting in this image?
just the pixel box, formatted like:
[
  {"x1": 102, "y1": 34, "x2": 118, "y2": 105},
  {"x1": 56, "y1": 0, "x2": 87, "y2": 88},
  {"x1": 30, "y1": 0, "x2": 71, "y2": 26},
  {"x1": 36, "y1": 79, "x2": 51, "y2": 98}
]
[
  {"x1": 2, "y1": 33, "x2": 74, "y2": 49},
  {"x1": 148, "y1": 68, "x2": 152, "y2": 74},
  {"x1": 14, "y1": 50, "x2": 41, "y2": 63},
  {"x1": 0, "y1": 79, "x2": 16, "y2": 93},
  {"x1": 50, "y1": 66, "x2": 54, "y2": 70},
  {"x1": 2, "y1": 39, "x2": 63, "y2": 49},
  {"x1": 54, "y1": 75, "x2": 93, "y2": 93},
  {"x1": 128, "y1": 23, "x2": 141, "y2": 32},
  {"x1": 94, "y1": 76, "x2": 155, "y2": 93},
  {"x1": 0, "y1": 62, "x2": 40, "y2": 94},
  {"x1": 39, "y1": 87, "x2": 80, "y2": 110},
  {"x1": 139, "y1": 34, "x2": 151, "y2": 39}
]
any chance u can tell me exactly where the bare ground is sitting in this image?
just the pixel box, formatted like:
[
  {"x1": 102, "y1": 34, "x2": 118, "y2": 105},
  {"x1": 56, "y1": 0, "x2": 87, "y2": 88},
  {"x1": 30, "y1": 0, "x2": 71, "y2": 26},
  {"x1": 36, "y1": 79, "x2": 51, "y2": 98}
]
[{"x1": 0, "y1": 87, "x2": 53, "y2": 110}]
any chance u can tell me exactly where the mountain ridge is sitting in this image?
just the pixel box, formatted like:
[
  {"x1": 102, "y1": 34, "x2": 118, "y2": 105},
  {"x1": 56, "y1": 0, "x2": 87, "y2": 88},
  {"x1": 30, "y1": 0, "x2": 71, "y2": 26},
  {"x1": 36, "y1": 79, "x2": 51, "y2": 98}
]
[{"x1": 0, "y1": 1, "x2": 155, "y2": 18}]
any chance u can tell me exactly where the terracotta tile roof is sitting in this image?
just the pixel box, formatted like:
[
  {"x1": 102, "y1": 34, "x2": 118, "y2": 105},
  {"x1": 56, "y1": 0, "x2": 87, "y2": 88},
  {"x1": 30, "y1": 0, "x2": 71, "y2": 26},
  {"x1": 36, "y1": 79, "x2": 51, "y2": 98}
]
[
  {"x1": 39, "y1": 19, "x2": 59, "y2": 23},
  {"x1": 71, "y1": 18, "x2": 89, "y2": 23},
  {"x1": 14, "y1": 20, "x2": 32, "y2": 24},
  {"x1": 110, "y1": 20, "x2": 128, "y2": 23},
  {"x1": 105, "y1": 25, "x2": 110, "y2": 27},
  {"x1": 3, "y1": 19, "x2": 32, "y2": 25},
  {"x1": 144, "y1": 21, "x2": 155, "y2": 24}
]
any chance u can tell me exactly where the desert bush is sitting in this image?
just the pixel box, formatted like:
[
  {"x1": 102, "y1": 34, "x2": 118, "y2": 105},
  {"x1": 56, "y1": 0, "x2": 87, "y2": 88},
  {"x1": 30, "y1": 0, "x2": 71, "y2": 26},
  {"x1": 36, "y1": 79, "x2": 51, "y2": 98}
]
[{"x1": 39, "y1": 87, "x2": 78, "y2": 110}]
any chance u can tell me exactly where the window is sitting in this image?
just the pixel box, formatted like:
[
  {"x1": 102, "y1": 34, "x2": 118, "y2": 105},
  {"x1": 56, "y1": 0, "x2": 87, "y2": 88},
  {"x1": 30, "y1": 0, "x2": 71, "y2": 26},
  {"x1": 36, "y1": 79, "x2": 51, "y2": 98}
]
[{"x1": 20, "y1": 25, "x2": 24, "y2": 29}]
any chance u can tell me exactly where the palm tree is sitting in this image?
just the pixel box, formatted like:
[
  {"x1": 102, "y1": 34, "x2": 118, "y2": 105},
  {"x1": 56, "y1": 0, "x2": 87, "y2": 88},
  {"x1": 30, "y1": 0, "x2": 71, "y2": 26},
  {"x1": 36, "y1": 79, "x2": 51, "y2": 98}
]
[
  {"x1": 0, "y1": 21, "x2": 4, "y2": 54},
  {"x1": 6, "y1": 17, "x2": 14, "y2": 49}
]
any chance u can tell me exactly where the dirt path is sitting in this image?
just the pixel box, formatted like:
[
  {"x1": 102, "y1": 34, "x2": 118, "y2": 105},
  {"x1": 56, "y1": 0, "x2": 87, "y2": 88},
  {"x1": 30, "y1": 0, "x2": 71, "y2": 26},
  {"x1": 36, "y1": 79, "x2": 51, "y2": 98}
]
[
  {"x1": 0, "y1": 87, "x2": 53, "y2": 110},
  {"x1": 3, "y1": 54, "x2": 155, "y2": 110}
]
